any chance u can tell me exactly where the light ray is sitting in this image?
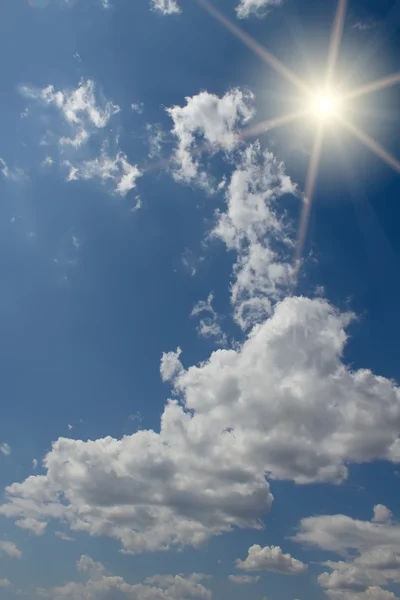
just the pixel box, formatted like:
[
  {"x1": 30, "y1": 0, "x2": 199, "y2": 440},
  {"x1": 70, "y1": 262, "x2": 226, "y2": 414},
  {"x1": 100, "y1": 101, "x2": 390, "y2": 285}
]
[
  {"x1": 337, "y1": 115, "x2": 400, "y2": 173},
  {"x1": 194, "y1": 0, "x2": 311, "y2": 95},
  {"x1": 143, "y1": 110, "x2": 306, "y2": 175},
  {"x1": 344, "y1": 72, "x2": 400, "y2": 101},
  {"x1": 239, "y1": 109, "x2": 308, "y2": 140},
  {"x1": 325, "y1": 0, "x2": 348, "y2": 86},
  {"x1": 295, "y1": 124, "x2": 324, "y2": 271}
]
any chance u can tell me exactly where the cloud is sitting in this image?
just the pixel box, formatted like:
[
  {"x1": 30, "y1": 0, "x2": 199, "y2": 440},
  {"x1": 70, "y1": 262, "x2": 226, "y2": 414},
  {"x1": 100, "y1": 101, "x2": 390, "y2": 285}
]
[
  {"x1": 39, "y1": 555, "x2": 212, "y2": 600},
  {"x1": 151, "y1": 0, "x2": 181, "y2": 15},
  {"x1": 21, "y1": 79, "x2": 119, "y2": 131},
  {"x1": 191, "y1": 294, "x2": 227, "y2": 345},
  {"x1": 0, "y1": 159, "x2": 25, "y2": 182},
  {"x1": 0, "y1": 541, "x2": 22, "y2": 559},
  {"x1": 236, "y1": 545, "x2": 307, "y2": 574},
  {"x1": 236, "y1": 0, "x2": 283, "y2": 19},
  {"x1": 0, "y1": 443, "x2": 11, "y2": 456},
  {"x1": 0, "y1": 579, "x2": 11, "y2": 588},
  {"x1": 0, "y1": 158, "x2": 9, "y2": 178},
  {"x1": 212, "y1": 141, "x2": 297, "y2": 329},
  {"x1": 1, "y1": 298, "x2": 400, "y2": 553},
  {"x1": 15, "y1": 517, "x2": 47, "y2": 535},
  {"x1": 55, "y1": 531, "x2": 75, "y2": 542},
  {"x1": 229, "y1": 574, "x2": 260, "y2": 583},
  {"x1": 63, "y1": 147, "x2": 142, "y2": 196},
  {"x1": 166, "y1": 88, "x2": 254, "y2": 188},
  {"x1": 373, "y1": 506, "x2": 393, "y2": 524},
  {"x1": 293, "y1": 506, "x2": 400, "y2": 554}
]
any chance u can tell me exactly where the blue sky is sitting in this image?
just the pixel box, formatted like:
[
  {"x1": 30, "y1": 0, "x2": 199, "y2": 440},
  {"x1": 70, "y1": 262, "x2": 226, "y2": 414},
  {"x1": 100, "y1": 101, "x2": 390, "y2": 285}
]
[{"x1": 0, "y1": 0, "x2": 400, "y2": 598}]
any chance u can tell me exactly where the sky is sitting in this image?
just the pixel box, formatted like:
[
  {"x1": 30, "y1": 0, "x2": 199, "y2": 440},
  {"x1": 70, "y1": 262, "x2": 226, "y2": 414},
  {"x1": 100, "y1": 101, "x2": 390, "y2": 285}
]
[{"x1": 0, "y1": 0, "x2": 400, "y2": 598}]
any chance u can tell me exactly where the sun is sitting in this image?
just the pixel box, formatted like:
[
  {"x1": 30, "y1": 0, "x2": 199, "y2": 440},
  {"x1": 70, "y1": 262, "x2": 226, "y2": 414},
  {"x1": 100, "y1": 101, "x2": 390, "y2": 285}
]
[{"x1": 312, "y1": 91, "x2": 340, "y2": 118}]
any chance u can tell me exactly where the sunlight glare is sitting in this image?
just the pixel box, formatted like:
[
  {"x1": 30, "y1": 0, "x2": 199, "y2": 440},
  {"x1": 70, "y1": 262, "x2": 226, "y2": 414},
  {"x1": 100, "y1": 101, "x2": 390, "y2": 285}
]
[{"x1": 312, "y1": 92, "x2": 340, "y2": 118}]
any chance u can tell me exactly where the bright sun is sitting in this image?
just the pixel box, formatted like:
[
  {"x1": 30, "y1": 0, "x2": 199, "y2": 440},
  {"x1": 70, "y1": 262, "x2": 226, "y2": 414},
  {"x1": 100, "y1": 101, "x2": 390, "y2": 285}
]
[{"x1": 312, "y1": 92, "x2": 340, "y2": 118}]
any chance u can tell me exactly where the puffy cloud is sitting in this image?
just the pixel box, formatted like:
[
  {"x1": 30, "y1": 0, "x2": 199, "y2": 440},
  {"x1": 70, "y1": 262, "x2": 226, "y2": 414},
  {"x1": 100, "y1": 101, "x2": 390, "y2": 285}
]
[
  {"x1": 293, "y1": 506, "x2": 400, "y2": 554},
  {"x1": 0, "y1": 579, "x2": 11, "y2": 588},
  {"x1": 39, "y1": 555, "x2": 212, "y2": 600},
  {"x1": 63, "y1": 148, "x2": 142, "y2": 196},
  {"x1": 166, "y1": 89, "x2": 254, "y2": 187},
  {"x1": 0, "y1": 541, "x2": 22, "y2": 559},
  {"x1": 295, "y1": 506, "x2": 400, "y2": 600},
  {"x1": 228, "y1": 574, "x2": 260, "y2": 583},
  {"x1": 1, "y1": 298, "x2": 400, "y2": 553},
  {"x1": 373, "y1": 506, "x2": 393, "y2": 524},
  {"x1": 0, "y1": 443, "x2": 11, "y2": 456},
  {"x1": 326, "y1": 588, "x2": 398, "y2": 600},
  {"x1": 213, "y1": 142, "x2": 297, "y2": 329},
  {"x1": 236, "y1": 0, "x2": 283, "y2": 19},
  {"x1": 236, "y1": 545, "x2": 307, "y2": 574},
  {"x1": 15, "y1": 517, "x2": 47, "y2": 535},
  {"x1": 191, "y1": 294, "x2": 227, "y2": 345},
  {"x1": 151, "y1": 0, "x2": 181, "y2": 15}
]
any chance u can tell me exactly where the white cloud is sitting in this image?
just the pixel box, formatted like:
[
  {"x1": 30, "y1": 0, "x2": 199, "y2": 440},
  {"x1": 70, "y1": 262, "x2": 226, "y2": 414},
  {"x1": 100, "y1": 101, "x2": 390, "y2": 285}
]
[
  {"x1": 236, "y1": 545, "x2": 307, "y2": 574},
  {"x1": 213, "y1": 142, "x2": 297, "y2": 329},
  {"x1": 32, "y1": 458, "x2": 38, "y2": 469},
  {"x1": 0, "y1": 159, "x2": 25, "y2": 182},
  {"x1": 21, "y1": 79, "x2": 119, "y2": 130},
  {"x1": 0, "y1": 443, "x2": 11, "y2": 456},
  {"x1": 373, "y1": 506, "x2": 393, "y2": 524},
  {"x1": 0, "y1": 158, "x2": 9, "y2": 178},
  {"x1": 1, "y1": 299, "x2": 400, "y2": 553},
  {"x1": 15, "y1": 517, "x2": 47, "y2": 536},
  {"x1": 191, "y1": 294, "x2": 227, "y2": 345},
  {"x1": 293, "y1": 506, "x2": 400, "y2": 554},
  {"x1": 0, "y1": 541, "x2": 22, "y2": 559},
  {"x1": 151, "y1": 0, "x2": 181, "y2": 15},
  {"x1": 326, "y1": 588, "x2": 398, "y2": 600},
  {"x1": 63, "y1": 148, "x2": 142, "y2": 196},
  {"x1": 0, "y1": 579, "x2": 11, "y2": 588},
  {"x1": 131, "y1": 102, "x2": 144, "y2": 114},
  {"x1": 55, "y1": 531, "x2": 75, "y2": 542},
  {"x1": 146, "y1": 123, "x2": 166, "y2": 159},
  {"x1": 236, "y1": 0, "x2": 283, "y2": 19},
  {"x1": 39, "y1": 555, "x2": 212, "y2": 600},
  {"x1": 229, "y1": 574, "x2": 260, "y2": 583},
  {"x1": 166, "y1": 88, "x2": 254, "y2": 188}
]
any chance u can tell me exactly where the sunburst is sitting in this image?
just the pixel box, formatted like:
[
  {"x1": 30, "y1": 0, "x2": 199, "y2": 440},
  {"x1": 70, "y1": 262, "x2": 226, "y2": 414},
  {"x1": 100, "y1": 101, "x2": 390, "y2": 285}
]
[{"x1": 195, "y1": 0, "x2": 400, "y2": 275}]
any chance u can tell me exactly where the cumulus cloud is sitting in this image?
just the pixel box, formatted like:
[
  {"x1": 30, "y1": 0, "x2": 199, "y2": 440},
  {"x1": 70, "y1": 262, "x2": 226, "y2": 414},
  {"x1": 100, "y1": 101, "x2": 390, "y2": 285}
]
[
  {"x1": 236, "y1": 545, "x2": 307, "y2": 574},
  {"x1": 15, "y1": 517, "x2": 47, "y2": 536},
  {"x1": 1, "y1": 298, "x2": 400, "y2": 553},
  {"x1": 213, "y1": 141, "x2": 297, "y2": 329},
  {"x1": 191, "y1": 294, "x2": 227, "y2": 345},
  {"x1": 293, "y1": 506, "x2": 400, "y2": 554},
  {"x1": 236, "y1": 0, "x2": 283, "y2": 19},
  {"x1": 0, "y1": 541, "x2": 22, "y2": 559},
  {"x1": 151, "y1": 0, "x2": 181, "y2": 15},
  {"x1": 166, "y1": 89, "x2": 254, "y2": 188},
  {"x1": 0, "y1": 443, "x2": 11, "y2": 456},
  {"x1": 38, "y1": 555, "x2": 212, "y2": 600},
  {"x1": 0, "y1": 579, "x2": 11, "y2": 588},
  {"x1": 294, "y1": 506, "x2": 400, "y2": 600}
]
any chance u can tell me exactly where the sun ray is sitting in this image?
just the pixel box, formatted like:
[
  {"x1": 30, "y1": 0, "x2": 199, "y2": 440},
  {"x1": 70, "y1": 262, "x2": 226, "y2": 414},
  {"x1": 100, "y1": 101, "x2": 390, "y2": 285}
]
[
  {"x1": 194, "y1": 0, "x2": 311, "y2": 95},
  {"x1": 337, "y1": 115, "x2": 400, "y2": 173},
  {"x1": 144, "y1": 110, "x2": 306, "y2": 175},
  {"x1": 325, "y1": 0, "x2": 348, "y2": 86},
  {"x1": 239, "y1": 109, "x2": 308, "y2": 140},
  {"x1": 295, "y1": 124, "x2": 325, "y2": 271},
  {"x1": 344, "y1": 72, "x2": 400, "y2": 101}
]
